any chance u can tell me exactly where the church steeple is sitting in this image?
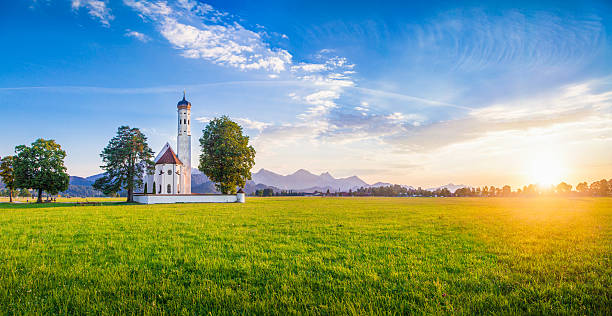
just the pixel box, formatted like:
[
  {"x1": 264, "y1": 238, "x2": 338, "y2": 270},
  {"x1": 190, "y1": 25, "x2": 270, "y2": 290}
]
[{"x1": 177, "y1": 91, "x2": 192, "y2": 194}]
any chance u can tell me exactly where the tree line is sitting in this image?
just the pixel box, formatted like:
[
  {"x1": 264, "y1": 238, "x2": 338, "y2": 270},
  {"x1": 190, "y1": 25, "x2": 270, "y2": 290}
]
[
  {"x1": 347, "y1": 180, "x2": 611, "y2": 197},
  {"x1": 352, "y1": 185, "x2": 453, "y2": 197},
  {"x1": 452, "y1": 180, "x2": 611, "y2": 197}
]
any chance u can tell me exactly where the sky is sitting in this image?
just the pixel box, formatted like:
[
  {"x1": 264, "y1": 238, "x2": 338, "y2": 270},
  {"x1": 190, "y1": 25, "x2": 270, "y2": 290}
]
[{"x1": 1, "y1": 0, "x2": 611, "y2": 188}]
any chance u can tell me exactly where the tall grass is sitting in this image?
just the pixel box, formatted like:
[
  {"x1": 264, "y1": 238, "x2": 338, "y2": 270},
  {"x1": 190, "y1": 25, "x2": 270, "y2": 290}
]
[{"x1": 0, "y1": 197, "x2": 609, "y2": 314}]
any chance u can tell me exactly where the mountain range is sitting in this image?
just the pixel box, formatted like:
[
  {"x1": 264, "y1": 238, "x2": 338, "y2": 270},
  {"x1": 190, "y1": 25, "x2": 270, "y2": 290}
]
[
  {"x1": 4, "y1": 169, "x2": 467, "y2": 197},
  {"x1": 251, "y1": 169, "x2": 370, "y2": 192}
]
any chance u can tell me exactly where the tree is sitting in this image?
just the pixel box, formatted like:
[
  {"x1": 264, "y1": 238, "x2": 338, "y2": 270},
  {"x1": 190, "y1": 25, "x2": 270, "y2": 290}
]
[
  {"x1": 590, "y1": 179, "x2": 609, "y2": 197},
  {"x1": 198, "y1": 116, "x2": 256, "y2": 194},
  {"x1": 93, "y1": 126, "x2": 154, "y2": 202},
  {"x1": 556, "y1": 182, "x2": 572, "y2": 195},
  {"x1": 13, "y1": 139, "x2": 70, "y2": 203},
  {"x1": 18, "y1": 188, "x2": 31, "y2": 197},
  {"x1": 0, "y1": 156, "x2": 16, "y2": 202},
  {"x1": 576, "y1": 182, "x2": 589, "y2": 195},
  {"x1": 502, "y1": 185, "x2": 511, "y2": 197}
]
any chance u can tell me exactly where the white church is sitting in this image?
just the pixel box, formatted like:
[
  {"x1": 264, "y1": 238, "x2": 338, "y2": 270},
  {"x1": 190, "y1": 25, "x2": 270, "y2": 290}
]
[{"x1": 133, "y1": 93, "x2": 245, "y2": 204}]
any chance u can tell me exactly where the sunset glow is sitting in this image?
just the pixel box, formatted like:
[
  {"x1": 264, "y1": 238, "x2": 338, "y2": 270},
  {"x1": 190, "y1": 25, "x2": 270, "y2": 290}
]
[{"x1": 527, "y1": 154, "x2": 566, "y2": 187}]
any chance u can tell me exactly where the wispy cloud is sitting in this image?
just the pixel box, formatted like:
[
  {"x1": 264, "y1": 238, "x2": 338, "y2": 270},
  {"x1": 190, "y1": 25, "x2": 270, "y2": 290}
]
[
  {"x1": 195, "y1": 116, "x2": 271, "y2": 132},
  {"x1": 71, "y1": 0, "x2": 114, "y2": 27},
  {"x1": 384, "y1": 80, "x2": 612, "y2": 152},
  {"x1": 412, "y1": 9, "x2": 604, "y2": 72},
  {"x1": 123, "y1": 0, "x2": 292, "y2": 73},
  {"x1": 125, "y1": 29, "x2": 151, "y2": 42}
]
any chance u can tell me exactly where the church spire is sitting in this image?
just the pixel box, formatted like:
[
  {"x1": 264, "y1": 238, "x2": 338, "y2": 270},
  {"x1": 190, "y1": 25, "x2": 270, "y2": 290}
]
[{"x1": 177, "y1": 90, "x2": 191, "y2": 108}]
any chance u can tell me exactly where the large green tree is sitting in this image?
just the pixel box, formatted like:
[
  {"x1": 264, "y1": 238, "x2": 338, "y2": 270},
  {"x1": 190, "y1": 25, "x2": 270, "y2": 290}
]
[
  {"x1": 13, "y1": 139, "x2": 70, "y2": 203},
  {"x1": 199, "y1": 116, "x2": 256, "y2": 194},
  {"x1": 93, "y1": 126, "x2": 154, "y2": 202},
  {"x1": 0, "y1": 156, "x2": 16, "y2": 202}
]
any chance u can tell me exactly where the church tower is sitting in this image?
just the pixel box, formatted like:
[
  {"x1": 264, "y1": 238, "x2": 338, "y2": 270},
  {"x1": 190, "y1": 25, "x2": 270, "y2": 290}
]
[{"x1": 177, "y1": 92, "x2": 191, "y2": 194}]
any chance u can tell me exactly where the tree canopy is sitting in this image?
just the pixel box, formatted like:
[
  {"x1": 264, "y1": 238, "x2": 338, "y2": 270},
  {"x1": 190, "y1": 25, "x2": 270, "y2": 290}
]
[
  {"x1": 93, "y1": 126, "x2": 154, "y2": 202},
  {"x1": 0, "y1": 156, "x2": 16, "y2": 202},
  {"x1": 13, "y1": 139, "x2": 70, "y2": 203},
  {"x1": 198, "y1": 116, "x2": 256, "y2": 194}
]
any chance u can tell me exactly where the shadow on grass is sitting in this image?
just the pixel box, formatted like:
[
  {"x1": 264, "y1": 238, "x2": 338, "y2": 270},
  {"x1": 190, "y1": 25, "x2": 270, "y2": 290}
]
[{"x1": 0, "y1": 201, "x2": 139, "y2": 210}]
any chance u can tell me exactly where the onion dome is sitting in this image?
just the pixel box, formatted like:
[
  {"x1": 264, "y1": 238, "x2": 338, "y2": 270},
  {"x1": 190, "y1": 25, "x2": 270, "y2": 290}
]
[{"x1": 177, "y1": 91, "x2": 191, "y2": 109}]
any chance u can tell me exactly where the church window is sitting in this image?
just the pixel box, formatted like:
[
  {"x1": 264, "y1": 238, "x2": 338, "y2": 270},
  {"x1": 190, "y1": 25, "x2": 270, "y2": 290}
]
[
  {"x1": 184, "y1": 119, "x2": 186, "y2": 124},
  {"x1": 167, "y1": 170, "x2": 172, "y2": 175},
  {"x1": 167, "y1": 184, "x2": 172, "y2": 194}
]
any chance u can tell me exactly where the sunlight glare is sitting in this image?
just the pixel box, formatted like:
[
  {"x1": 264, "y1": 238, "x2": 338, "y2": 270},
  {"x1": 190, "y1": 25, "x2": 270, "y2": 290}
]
[{"x1": 527, "y1": 153, "x2": 565, "y2": 186}]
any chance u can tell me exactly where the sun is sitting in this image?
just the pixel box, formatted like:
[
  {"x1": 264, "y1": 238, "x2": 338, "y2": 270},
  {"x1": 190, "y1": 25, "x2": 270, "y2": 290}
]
[{"x1": 527, "y1": 154, "x2": 565, "y2": 187}]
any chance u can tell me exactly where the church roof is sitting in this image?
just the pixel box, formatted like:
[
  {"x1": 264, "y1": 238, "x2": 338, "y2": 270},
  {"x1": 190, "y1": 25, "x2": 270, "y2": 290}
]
[{"x1": 156, "y1": 145, "x2": 183, "y2": 165}]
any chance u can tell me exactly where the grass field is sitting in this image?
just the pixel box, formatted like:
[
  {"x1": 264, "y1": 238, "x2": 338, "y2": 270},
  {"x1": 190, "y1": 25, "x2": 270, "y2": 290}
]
[
  {"x1": 0, "y1": 197, "x2": 610, "y2": 314},
  {"x1": 0, "y1": 197, "x2": 125, "y2": 203}
]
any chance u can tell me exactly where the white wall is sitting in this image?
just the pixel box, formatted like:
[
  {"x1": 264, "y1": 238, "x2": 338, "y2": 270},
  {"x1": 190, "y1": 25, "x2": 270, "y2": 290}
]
[
  {"x1": 153, "y1": 163, "x2": 182, "y2": 194},
  {"x1": 134, "y1": 194, "x2": 244, "y2": 204}
]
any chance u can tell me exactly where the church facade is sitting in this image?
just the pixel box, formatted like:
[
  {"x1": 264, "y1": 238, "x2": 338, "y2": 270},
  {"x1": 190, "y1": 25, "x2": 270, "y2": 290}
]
[{"x1": 134, "y1": 94, "x2": 245, "y2": 204}]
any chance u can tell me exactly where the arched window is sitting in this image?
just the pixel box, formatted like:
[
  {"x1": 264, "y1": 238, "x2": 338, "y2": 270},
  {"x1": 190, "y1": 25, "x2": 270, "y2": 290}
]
[
  {"x1": 167, "y1": 184, "x2": 172, "y2": 194},
  {"x1": 184, "y1": 119, "x2": 187, "y2": 124},
  {"x1": 167, "y1": 170, "x2": 172, "y2": 175}
]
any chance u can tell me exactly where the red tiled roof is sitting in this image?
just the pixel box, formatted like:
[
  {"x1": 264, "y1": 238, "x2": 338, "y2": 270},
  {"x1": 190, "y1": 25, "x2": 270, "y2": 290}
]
[{"x1": 156, "y1": 146, "x2": 183, "y2": 165}]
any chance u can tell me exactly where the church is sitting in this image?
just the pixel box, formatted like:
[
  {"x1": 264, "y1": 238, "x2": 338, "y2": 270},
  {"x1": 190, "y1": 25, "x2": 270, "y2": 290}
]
[{"x1": 134, "y1": 94, "x2": 245, "y2": 204}]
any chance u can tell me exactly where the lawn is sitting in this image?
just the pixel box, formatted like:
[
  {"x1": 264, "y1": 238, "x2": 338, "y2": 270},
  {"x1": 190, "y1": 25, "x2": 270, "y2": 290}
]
[
  {"x1": 0, "y1": 197, "x2": 609, "y2": 314},
  {"x1": 0, "y1": 197, "x2": 125, "y2": 203}
]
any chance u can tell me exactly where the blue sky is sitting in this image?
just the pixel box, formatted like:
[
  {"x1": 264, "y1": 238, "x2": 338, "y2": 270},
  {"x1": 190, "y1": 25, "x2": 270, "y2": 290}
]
[{"x1": 1, "y1": 0, "x2": 611, "y2": 187}]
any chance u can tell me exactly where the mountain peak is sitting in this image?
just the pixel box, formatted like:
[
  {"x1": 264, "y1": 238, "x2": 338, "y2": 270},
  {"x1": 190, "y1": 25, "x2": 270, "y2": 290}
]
[
  {"x1": 320, "y1": 172, "x2": 334, "y2": 180},
  {"x1": 256, "y1": 168, "x2": 276, "y2": 175},
  {"x1": 292, "y1": 169, "x2": 314, "y2": 176}
]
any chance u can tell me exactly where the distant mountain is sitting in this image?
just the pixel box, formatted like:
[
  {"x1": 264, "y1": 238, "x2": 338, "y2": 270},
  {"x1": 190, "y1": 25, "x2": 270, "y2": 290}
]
[
  {"x1": 251, "y1": 168, "x2": 369, "y2": 192},
  {"x1": 190, "y1": 170, "x2": 279, "y2": 194},
  {"x1": 62, "y1": 176, "x2": 105, "y2": 197},
  {"x1": 427, "y1": 183, "x2": 468, "y2": 193},
  {"x1": 45, "y1": 168, "x2": 427, "y2": 197},
  {"x1": 70, "y1": 176, "x2": 94, "y2": 186},
  {"x1": 86, "y1": 173, "x2": 105, "y2": 182}
]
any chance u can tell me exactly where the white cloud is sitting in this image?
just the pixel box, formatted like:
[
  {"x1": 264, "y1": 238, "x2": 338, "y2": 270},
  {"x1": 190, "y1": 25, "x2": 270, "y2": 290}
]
[
  {"x1": 125, "y1": 30, "x2": 151, "y2": 42},
  {"x1": 234, "y1": 118, "x2": 271, "y2": 131},
  {"x1": 291, "y1": 63, "x2": 327, "y2": 72},
  {"x1": 71, "y1": 0, "x2": 113, "y2": 26},
  {"x1": 123, "y1": 0, "x2": 292, "y2": 73}
]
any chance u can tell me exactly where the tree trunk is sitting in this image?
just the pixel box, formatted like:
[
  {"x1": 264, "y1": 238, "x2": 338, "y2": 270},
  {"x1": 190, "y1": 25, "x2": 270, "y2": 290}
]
[
  {"x1": 127, "y1": 155, "x2": 134, "y2": 203},
  {"x1": 37, "y1": 188, "x2": 43, "y2": 203},
  {"x1": 9, "y1": 189, "x2": 12, "y2": 203}
]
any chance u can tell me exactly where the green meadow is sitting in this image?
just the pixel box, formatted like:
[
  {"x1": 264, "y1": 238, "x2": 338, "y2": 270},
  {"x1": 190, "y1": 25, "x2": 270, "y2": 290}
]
[{"x1": 0, "y1": 197, "x2": 610, "y2": 314}]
